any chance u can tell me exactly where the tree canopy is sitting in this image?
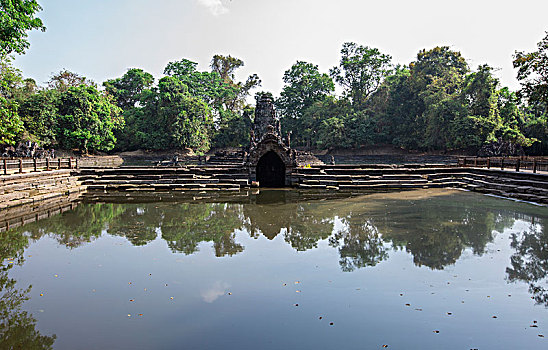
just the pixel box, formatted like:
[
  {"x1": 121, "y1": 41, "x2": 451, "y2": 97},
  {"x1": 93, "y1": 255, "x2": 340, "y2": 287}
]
[{"x1": 0, "y1": 0, "x2": 45, "y2": 56}]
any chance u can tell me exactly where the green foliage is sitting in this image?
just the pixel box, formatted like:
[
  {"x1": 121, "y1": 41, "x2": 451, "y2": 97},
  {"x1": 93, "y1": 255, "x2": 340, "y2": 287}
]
[
  {"x1": 514, "y1": 31, "x2": 548, "y2": 115},
  {"x1": 0, "y1": 55, "x2": 24, "y2": 145},
  {"x1": 330, "y1": 42, "x2": 392, "y2": 108},
  {"x1": 0, "y1": 96, "x2": 23, "y2": 145},
  {"x1": 277, "y1": 61, "x2": 334, "y2": 119},
  {"x1": 103, "y1": 68, "x2": 154, "y2": 110},
  {"x1": 18, "y1": 89, "x2": 59, "y2": 146},
  {"x1": 212, "y1": 107, "x2": 253, "y2": 148},
  {"x1": 47, "y1": 69, "x2": 94, "y2": 92},
  {"x1": 0, "y1": 0, "x2": 45, "y2": 56},
  {"x1": 154, "y1": 76, "x2": 212, "y2": 152},
  {"x1": 56, "y1": 85, "x2": 123, "y2": 153},
  {"x1": 164, "y1": 59, "x2": 234, "y2": 110}
]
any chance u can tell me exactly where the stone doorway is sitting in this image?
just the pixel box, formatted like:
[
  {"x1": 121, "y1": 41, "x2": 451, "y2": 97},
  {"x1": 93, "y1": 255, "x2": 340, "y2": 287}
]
[{"x1": 256, "y1": 151, "x2": 286, "y2": 187}]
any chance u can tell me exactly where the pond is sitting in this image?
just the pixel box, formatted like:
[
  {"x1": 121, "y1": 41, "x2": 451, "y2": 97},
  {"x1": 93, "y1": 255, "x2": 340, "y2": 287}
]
[{"x1": 1, "y1": 189, "x2": 547, "y2": 349}]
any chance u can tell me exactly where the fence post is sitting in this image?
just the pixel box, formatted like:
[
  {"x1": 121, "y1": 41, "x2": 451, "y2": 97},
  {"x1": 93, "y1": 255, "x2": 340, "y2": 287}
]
[
  {"x1": 46, "y1": 158, "x2": 50, "y2": 171},
  {"x1": 501, "y1": 158, "x2": 504, "y2": 170},
  {"x1": 75, "y1": 158, "x2": 78, "y2": 169},
  {"x1": 3, "y1": 159, "x2": 6, "y2": 175},
  {"x1": 19, "y1": 159, "x2": 23, "y2": 173},
  {"x1": 33, "y1": 158, "x2": 37, "y2": 172},
  {"x1": 487, "y1": 158, "x2": 490, "y2": 169},
  {"x1": 533, "y1": 159, "x2": 537, "y2": 173},
  {"x1": 516, "y1": 159, "x2": 520, "y2": 172},
  {"x1": 58, "y1": 158, "x2": 61, "y2": 169},
  {"x1": 474, "y1": 157, "x2": 477, "y2": 167},
  {"x1": 69, "y1": 158, "x2": 72, "y2": 169}
]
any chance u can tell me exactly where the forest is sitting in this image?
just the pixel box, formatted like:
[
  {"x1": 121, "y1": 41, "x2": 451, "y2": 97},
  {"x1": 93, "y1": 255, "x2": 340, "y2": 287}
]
[{"x1": 1, "y1": 1, "x2": 547, "y2": 156}]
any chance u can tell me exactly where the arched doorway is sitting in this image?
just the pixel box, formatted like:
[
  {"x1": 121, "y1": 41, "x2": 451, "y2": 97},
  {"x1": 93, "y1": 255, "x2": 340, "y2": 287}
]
[{"x1": 256, "y1": 151, "x2": 286, "y2": 187}]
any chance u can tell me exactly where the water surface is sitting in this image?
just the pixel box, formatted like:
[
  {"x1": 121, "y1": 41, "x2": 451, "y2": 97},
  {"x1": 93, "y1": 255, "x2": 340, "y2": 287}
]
[{"x1": 1, "y1": 189, "x2": 547, "y2": 349}]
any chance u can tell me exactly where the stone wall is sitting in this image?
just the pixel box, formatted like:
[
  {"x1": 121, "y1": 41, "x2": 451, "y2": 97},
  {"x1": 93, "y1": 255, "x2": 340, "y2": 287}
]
[{"x1": 0, "y1": 170, "x2": 86, "y2": 211}]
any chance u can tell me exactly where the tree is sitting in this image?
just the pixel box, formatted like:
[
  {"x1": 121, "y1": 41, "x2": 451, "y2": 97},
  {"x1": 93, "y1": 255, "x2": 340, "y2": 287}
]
[
  {"x1": 277, "y1": 61, "x2": 334, "y2": 119},
  {"x1": 0, "y1": 0, "x2": 45, "y2": 56},
  {"x1": 513, "y1": 31, "x2": 548, "y2": 115},
  {"x1": 155, "y1": 76, "x2": 212, "y2": 152},
  {"x1": 210, "y1": 54, "x2": 261, "y2": 113},
  {"x1": 56, "y1": 85, "x2": 123, "y2": 153},
  {"x1": 0, "y1": 55, "x2": 24, "y2": 145},
  {"x1": 103, "y1": 68, "x2": 154, "y2": 109},
  {"x1": 164, "y1": 58, "x2": 233, "y2": 109},
  {"x1": 18, "y1": 89, "x2": 59, "y2": 145},
  {"x1": 330, "y1": 42, "x2": 392, "y2": 108},
  {"x1": 212, "y1": 107, "x2": 253, "y2": 148},
  {"x1": 47, "y1": 69, "x2": 94, "y2": 92},
  {"x1": 0, "y1": 97, "x2": 23, "y2": 145}
]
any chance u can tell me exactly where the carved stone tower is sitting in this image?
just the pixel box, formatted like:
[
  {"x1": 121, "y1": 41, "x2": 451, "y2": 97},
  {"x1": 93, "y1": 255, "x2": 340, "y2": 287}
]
[{"x1": 246, "y1": 93, "x2": 296, "y2": 187}]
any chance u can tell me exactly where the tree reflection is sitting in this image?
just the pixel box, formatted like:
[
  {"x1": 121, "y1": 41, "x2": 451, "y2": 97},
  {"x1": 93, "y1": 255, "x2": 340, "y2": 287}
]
[
  {"x1": 161, "y1": 203, "x2": 244, "y2": 257},
  {"x1": 506, "y1": 217, "x2": 548, "y2": 306},
  {"x1": 14, "y1": 204, "x2": 126, "y2": 248},
  {"x1": 329, "y1": 217, "x2": 388, "y2": 272},
  {"x1": 5, "y1": 189, "x2": 541, "y2": 274},
  {"x1": 377, "y1": 203, "x2": 514, "y2": 270},
  {"x1": 0, "y1": 230, "x2": 56, "y2": 349}
]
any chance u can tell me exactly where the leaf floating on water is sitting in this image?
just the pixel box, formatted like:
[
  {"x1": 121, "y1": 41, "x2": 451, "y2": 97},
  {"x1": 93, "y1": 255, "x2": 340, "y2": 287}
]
[
  {"x1": 129, "y1": 299, "x2": 135, "y2": 302},
  {"x1": 295, "y1": 281, "x2": 300, "y2": 284},
  {"x1": 539, "y1": 334, "x2": 544, "y2": 338},
  {"x1": 319, "y1": 317, "x2": 323, "y2": 320},
  {"x1": 405, "y1": 304, "x2": 410, "y2": 307},
  {"x1": 127, "y1": 314, "x2": 131, "y2": 317},
  {"x1": 40, "y1": 293, "x2": 44, "y2": 296},
  {"x1": 296, "y1": 290, "x2": 301, "y2": 293},
  {"x1": 329, "y1": 322, "x2": 334, "y2": 326},
  {"x1": 54, "y1": 274, "x2": 58, "y2": 278},
  {"x1": 283, "y1": 283, "x2": 287, "y2": 286},
  {"x1": 382, "y1": 345, "x2": 388, "y2": 348},
  {"x1": 530, "y1": 325, "x2": 538, "y2": 328},
  {"x1": 415, "y1": 308, "x2": 423, "y2": 311},
  {"x1": 533, "y1": 320, "x2": 538, "y2": 324},
  {"x1": 170, "y1": 297, "x2": 174, "y2": 300},
  {"x1": 128, "y1": 282, "x2": 132, "y2": 285},
  {"x1": 492, "y1": 316, "x2": 497, "y2": 319},
  {"x1": 138, "y1": 314, "x2": 143, "y2": 316},
  {"x1": 433, "y1": 330, "x2": 440, "y2": 334},
  {"x1": 400, "y1": 294, "x2": 403, "y2": 296},
  {"x1": 294, "y1": 304, "x2": 299, "y2": 307},
  {"x1": 227, "y1": 292, "x2": 232, "y2": 295}
]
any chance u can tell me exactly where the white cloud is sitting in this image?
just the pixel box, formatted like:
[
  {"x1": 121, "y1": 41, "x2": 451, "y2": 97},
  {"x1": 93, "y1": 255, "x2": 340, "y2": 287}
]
[
  {"x1": 197, "y1": 0, "x2": 229, "y2": 16},
  {"x1": 201, "y1": 281, "x2": 230, "y2": 303}
]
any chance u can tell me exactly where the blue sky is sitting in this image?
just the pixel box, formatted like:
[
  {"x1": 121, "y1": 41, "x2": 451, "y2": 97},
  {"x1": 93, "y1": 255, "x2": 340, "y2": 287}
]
[{"x1": 14, "y1": 0, "x2": 548, "y2": 95}]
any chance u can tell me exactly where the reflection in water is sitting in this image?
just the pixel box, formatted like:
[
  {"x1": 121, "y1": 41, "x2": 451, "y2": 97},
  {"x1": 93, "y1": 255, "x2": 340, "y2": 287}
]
[
  {"x1": 5, "y1": 189, "x2": 548, "y2": 304},
  {"x1": 0, "y1": 230, "x2": 56, "y2": 349},
  {"x1": 507, "y1": 216, "x2": 548, "y2": 306}
]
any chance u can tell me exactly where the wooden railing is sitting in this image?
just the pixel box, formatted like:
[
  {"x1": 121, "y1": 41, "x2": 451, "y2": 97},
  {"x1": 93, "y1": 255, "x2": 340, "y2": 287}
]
[
  {"x1": 458, "y1": 157, "x2": 548, "y2": 173},
  {"x1": 1, "y1": 157, "x2": 78, "y2": 175}
]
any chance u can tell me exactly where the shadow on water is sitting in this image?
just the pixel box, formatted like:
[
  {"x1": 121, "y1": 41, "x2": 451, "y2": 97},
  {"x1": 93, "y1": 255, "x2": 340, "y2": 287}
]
[
  {"x1": 0, "y1": 230, "x2": 57, "y2": 349},
  {"x1": 4, "y1": 189, "x2": 548, "y2": 306}
]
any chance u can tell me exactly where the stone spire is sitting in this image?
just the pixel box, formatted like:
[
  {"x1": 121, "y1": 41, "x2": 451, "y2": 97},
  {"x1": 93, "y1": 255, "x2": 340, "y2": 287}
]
[{"x1": 252, "y1": 93, "x2": 279, "y2": 143}]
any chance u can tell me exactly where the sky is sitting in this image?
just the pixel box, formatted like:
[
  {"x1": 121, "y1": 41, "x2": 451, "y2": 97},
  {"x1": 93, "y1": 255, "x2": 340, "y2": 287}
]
[{"x1": 13, "y1": 0, "x2": 548, "y2": 96}]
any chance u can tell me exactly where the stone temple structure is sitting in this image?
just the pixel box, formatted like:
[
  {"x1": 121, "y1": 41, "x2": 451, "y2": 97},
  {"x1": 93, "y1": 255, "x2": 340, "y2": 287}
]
[{"x1": 246, "y1": 94, "x2": 296, "y2": 187}]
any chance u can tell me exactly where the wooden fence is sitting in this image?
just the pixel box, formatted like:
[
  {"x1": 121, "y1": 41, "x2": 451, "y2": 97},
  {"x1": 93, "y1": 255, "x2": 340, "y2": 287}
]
[
  {"x1": 458, "y1": 157, "x2": 548, "y2": 173},
  {"x1": 1, "y1": 158, "x2": 78, "y2": 175}
]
